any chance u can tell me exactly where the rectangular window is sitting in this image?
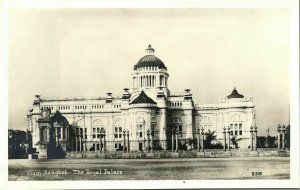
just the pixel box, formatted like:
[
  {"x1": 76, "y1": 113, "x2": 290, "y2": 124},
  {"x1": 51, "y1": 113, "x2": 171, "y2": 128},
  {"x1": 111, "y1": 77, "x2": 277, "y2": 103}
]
[
  {"x1": 62, "y1": 128, "x2": 66, "y2": 139},
  {"x1": 115, "y1": 134, "x2": 118, "y2": 138},
  {"x1": 140, "y1": 132, "x2": 143, "y2": 138},
  {"x1": 230, "y1": 131, "x2": 233, "y2": 135},
  {"x1": 239, "y1": 123, "x2": 242, "y2": 129},
  {"x1": 119, "y1": 134, "x2": 122, "y2": 138},
  {"x1": 235, "y1": 131, "x2": 238, "y2": 135},
  {"x1": 239, "y1": 130, "x2": 242, "y2": 135},
  {"x1": 93, "y1": 127, "x2": 101, "y2": 139},
  {"x1": 179, "y1": 125, "x2": 183, "y2": 137},
  {"x1": 234, "y1": 124, "x2": 238, "y2": 130},
  {"x1": 230, "y1": 124, "x2": 233, "y2": 129},
  {"x1": 119, "y1": 127, "x2": 122, "y2": 132},
  {"x1": 115, "y1": 143, "x2": 118, "y2": 149},
  {"x1": 115, "y1": 127, "x2": 118, "y2": 133}
]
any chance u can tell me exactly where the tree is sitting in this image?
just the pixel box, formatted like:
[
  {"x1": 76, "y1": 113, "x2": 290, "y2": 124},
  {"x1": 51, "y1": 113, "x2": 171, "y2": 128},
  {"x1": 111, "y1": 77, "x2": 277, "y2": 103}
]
[
  {"x1": 231, "y1": 136, "x2": 242, "y2": 149},
  {"x1": 204, "y1": 130, "x2": 217, "y2": 148}
]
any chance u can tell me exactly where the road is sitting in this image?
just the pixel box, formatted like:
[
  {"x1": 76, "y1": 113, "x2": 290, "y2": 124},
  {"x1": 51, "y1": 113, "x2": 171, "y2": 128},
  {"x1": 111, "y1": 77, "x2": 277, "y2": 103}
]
[{"x1": 8, "y1": 157, "x2": 289, "y2": 180}]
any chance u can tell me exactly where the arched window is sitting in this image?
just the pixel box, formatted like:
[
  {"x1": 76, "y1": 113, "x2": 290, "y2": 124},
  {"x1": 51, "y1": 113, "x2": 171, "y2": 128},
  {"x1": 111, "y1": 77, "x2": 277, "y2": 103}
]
[{"x1": 200, "y1": 116, "x2": 212, "y2": 131}]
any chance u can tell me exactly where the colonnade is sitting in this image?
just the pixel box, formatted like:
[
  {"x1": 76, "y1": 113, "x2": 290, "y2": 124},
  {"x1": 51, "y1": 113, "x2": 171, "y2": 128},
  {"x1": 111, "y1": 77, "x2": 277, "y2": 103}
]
[{"x1": 135, "y1": 75, "x2": 168, "y2": 88}]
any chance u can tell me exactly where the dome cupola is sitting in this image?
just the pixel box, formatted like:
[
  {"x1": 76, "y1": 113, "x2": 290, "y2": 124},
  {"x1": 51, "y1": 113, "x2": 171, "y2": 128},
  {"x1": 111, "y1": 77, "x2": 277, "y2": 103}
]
[
  {"x1": 133, "y1": 44, "x2": 167, "y2": 71},
  {"x1": 227, "y1": 87, "x2": 244, "y2": 99}
]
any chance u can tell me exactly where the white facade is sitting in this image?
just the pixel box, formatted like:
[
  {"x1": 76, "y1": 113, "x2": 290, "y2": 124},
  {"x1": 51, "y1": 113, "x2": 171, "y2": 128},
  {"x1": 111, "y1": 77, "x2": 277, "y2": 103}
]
[{"x1": 27, "y1": 45, "x2": 256, "y2": 152}]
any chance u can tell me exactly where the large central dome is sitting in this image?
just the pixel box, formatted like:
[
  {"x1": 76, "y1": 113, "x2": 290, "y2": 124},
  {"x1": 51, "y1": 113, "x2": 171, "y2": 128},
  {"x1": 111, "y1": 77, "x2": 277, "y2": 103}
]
[{"x1": 133, "y1": 45, "x2": 167, "y2": 70}]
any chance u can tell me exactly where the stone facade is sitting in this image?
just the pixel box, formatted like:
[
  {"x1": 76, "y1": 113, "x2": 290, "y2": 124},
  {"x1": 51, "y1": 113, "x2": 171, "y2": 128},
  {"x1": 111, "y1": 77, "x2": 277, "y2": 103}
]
[{"x1": 27, "y1": 45, "x2": 256, "y2": 156}]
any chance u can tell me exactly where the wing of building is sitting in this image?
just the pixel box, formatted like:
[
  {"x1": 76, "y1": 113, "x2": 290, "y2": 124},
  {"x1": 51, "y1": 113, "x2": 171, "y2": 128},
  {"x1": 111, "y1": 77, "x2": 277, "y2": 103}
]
[{"x1": 27, "y1": 45, "x2": 256, "y2": 158}]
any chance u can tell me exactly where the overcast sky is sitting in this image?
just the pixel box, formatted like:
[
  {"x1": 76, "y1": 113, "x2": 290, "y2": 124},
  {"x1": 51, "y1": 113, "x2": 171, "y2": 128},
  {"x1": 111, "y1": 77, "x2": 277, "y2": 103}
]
[{"x1": 8, "y1": 8, "x2": 290, "y2": 136}]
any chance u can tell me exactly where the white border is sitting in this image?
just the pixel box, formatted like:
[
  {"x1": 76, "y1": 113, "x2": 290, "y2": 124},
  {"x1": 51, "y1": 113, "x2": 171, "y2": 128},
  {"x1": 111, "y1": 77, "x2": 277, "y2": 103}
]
[{"x1": 1, "y1": 0, "x2": 299, "y2": 189}]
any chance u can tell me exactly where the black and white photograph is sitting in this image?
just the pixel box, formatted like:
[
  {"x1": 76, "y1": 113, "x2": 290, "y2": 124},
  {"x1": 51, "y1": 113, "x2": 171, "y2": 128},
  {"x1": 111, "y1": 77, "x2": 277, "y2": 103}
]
[{"x1": 1, "y1": 0, "x2": 299, "y2": 189}]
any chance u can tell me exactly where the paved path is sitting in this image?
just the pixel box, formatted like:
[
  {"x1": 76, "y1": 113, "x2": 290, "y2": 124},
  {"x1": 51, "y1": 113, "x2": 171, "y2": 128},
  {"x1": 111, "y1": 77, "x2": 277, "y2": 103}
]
[{"x1": 8, "y1": 157, "x2": 289, "y2": 180}]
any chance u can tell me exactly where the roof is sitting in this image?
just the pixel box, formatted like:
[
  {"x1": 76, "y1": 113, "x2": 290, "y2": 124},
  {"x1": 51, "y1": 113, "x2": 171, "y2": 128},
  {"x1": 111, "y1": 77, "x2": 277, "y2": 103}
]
[
  {"x1": 133, "y1": 45, "x2": 167, "y2": 70},
  {"x1": 227, "y1": 87, "x2": 244, "y2": 99},
  {"x1": 130, "y1": 90, "x2": 157, "y2": 105},
  {"x1": 134, "y1": 55, "x2": 167, "y2": 70}
]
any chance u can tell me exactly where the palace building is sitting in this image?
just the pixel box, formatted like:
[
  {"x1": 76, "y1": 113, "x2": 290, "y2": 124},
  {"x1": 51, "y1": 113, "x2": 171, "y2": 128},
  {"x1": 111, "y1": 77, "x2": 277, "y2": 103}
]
[{"x1": 27, "y1": 45, "x2": 257, "y2": 158}]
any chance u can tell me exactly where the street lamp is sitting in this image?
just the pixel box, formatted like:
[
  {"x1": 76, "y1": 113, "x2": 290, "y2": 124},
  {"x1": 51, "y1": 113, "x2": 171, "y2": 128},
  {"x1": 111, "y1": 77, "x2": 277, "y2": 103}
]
[
  {"x1": 223, "y1": 126, "x2": 226, "y2": 151},
  {"x1": 127, "y1": 129, "x2": 130, "y2": 153},
  {"x1": 250, "y1": 126, "x2": 253, "y2": 151},
  {"x1": 201, "y1": 126, "x2": 204, "y2": 152}
]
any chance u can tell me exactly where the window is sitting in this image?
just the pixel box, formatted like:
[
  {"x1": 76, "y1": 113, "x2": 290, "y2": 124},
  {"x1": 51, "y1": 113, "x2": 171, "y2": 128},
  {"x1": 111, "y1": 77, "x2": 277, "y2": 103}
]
[
  {"x1": 179, "y1": 125, "x2": 182, "y2": 137},
  {"x1": 172, "y1": 117, "x2": 183, "y2": 138},
  {"x1": 114, "y1": 127, "x2": 123, "y2": 139},
  {"x1": 92, "y1": 127, "x2": 102, "y2": 139},
  {"x1": 136, "y1": 117, "x2": 145, "y2": 139}
]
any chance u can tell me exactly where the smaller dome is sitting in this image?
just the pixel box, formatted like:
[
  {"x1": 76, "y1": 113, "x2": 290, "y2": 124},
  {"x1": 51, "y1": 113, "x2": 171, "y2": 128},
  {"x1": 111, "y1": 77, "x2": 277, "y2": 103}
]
[{"x1": 227, "y1": 87, "x2": 244, "y2": 99}]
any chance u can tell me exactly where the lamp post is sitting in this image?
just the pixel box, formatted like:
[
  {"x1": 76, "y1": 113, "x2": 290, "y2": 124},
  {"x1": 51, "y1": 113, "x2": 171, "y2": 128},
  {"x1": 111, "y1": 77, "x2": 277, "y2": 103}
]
[
  {"x1": 223, "y1": 126, "x2": 226, "y2": 151},
  {"x1": 103, "y1": 129, "x2": 106, "y2": 153},
  {"x1": 254, "y1": 125, "x2": 258, "y2": 151},
  {"x1": 171, "y1": 128, "x2": 174, "y2": 152},
  {"x1": 277, "y1": 125, "x2": 281, "y2": 150},
  {"x1": 81, "y1": 111, "x2": 86, "y2": 152},
  {"x1": 147, "y1": 129, "x2": 151, "y2": 152},
  {"x1": 99, "y1": 129, "x2": 103, "y2": 153},
  {"x1": 227, "y1": 126, "x2": 231, "y2": 151},
  {"x1": 201, "y1": 127, "x2": 204, "y2": 152},
  {"x1": 282, "y1": 125, "x2": 286, "y2": 150},
  {"x1": 127, "y1": 129, "x2": 130, "y2": 153},
  {"x1": 123, "y1": 130, "x2": 126, "y2": 153},
  {"x1": 250, "y1": 126, "x2": 253, "y2": 151},
  {"x1": 197, "y1": 127, "x2": 200, "y2": 152},
  {"x1": 175, "y1": 128, "x2": 179, "y2": 152}
]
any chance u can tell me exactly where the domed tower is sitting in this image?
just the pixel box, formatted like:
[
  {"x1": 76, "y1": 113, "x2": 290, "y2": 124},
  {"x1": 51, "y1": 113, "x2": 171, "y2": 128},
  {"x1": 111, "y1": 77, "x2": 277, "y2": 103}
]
[{"x1": 132, "y1": 45, "x2": 170, "y2": 100}]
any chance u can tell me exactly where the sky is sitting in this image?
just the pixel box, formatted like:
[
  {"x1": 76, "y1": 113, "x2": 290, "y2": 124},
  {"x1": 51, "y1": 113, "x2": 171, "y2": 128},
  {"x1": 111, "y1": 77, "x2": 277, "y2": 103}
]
[{"x1": 8, "y1": 8, "x2": 290, "y2": 136}]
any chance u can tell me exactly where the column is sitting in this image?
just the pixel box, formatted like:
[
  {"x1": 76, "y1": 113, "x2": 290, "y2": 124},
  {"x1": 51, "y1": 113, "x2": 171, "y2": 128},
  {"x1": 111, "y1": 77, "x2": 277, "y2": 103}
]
[
  {"x1": 127, "y1": 130, "x2": 130, "y2": 153},
  {"x1": 65, "y1": 127, "x2": 69, "y2": 141},
  {"x1": 223, "y1": 127, "x2": 226, "y2": 151},
  {"x1": 147, "y1": 129, "x2": 150, "y2": 152},
  {"x1": 254, "y1": 126, "x2": 258, "y2": 150},
  {"x1": 171, "y1": 129, "x2": 174, "y2": 152},
  {"x1": 250, "y1": 126, "x2": 253, "y2": 151},
  {"x1": 99, "y1": 134, "x2": 102, "y2": 153},
  {"x1": 201, "y1": 127, "x2": 204, "y2": 152},
  {"x1": 55, "y1": 127, "x2": 58, "y2": 146},
  {"x1": 197, "y1": 129, "x2": 200, "y2": 152},
  {"x1": 103, "y1": 130, "x2": 106, "y2": 152},
  {"x1": 277, "y1": 125, "x2": 281, "y2": 150},
  {"x1": 159, "y1": 109, "x2": 167, "y2": 150},
  {"x1": 79, "y1": 135, "x2": 82, "y2": 152},
  {"x1": 75, "y1": 135, "x2": 78, "y2": 153},
  {"x1": 123, "y1": 130, "x2": 126, "y2": 153},
  {"x1": 39, "y1": 127, "x2": 43, "y2": 142},
  {"x1": 175, "y1": 129, "x2": 179, "y2": 152},
  {"x1": 282, "y1": 125, "x2": 286, "y2": 150}
]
